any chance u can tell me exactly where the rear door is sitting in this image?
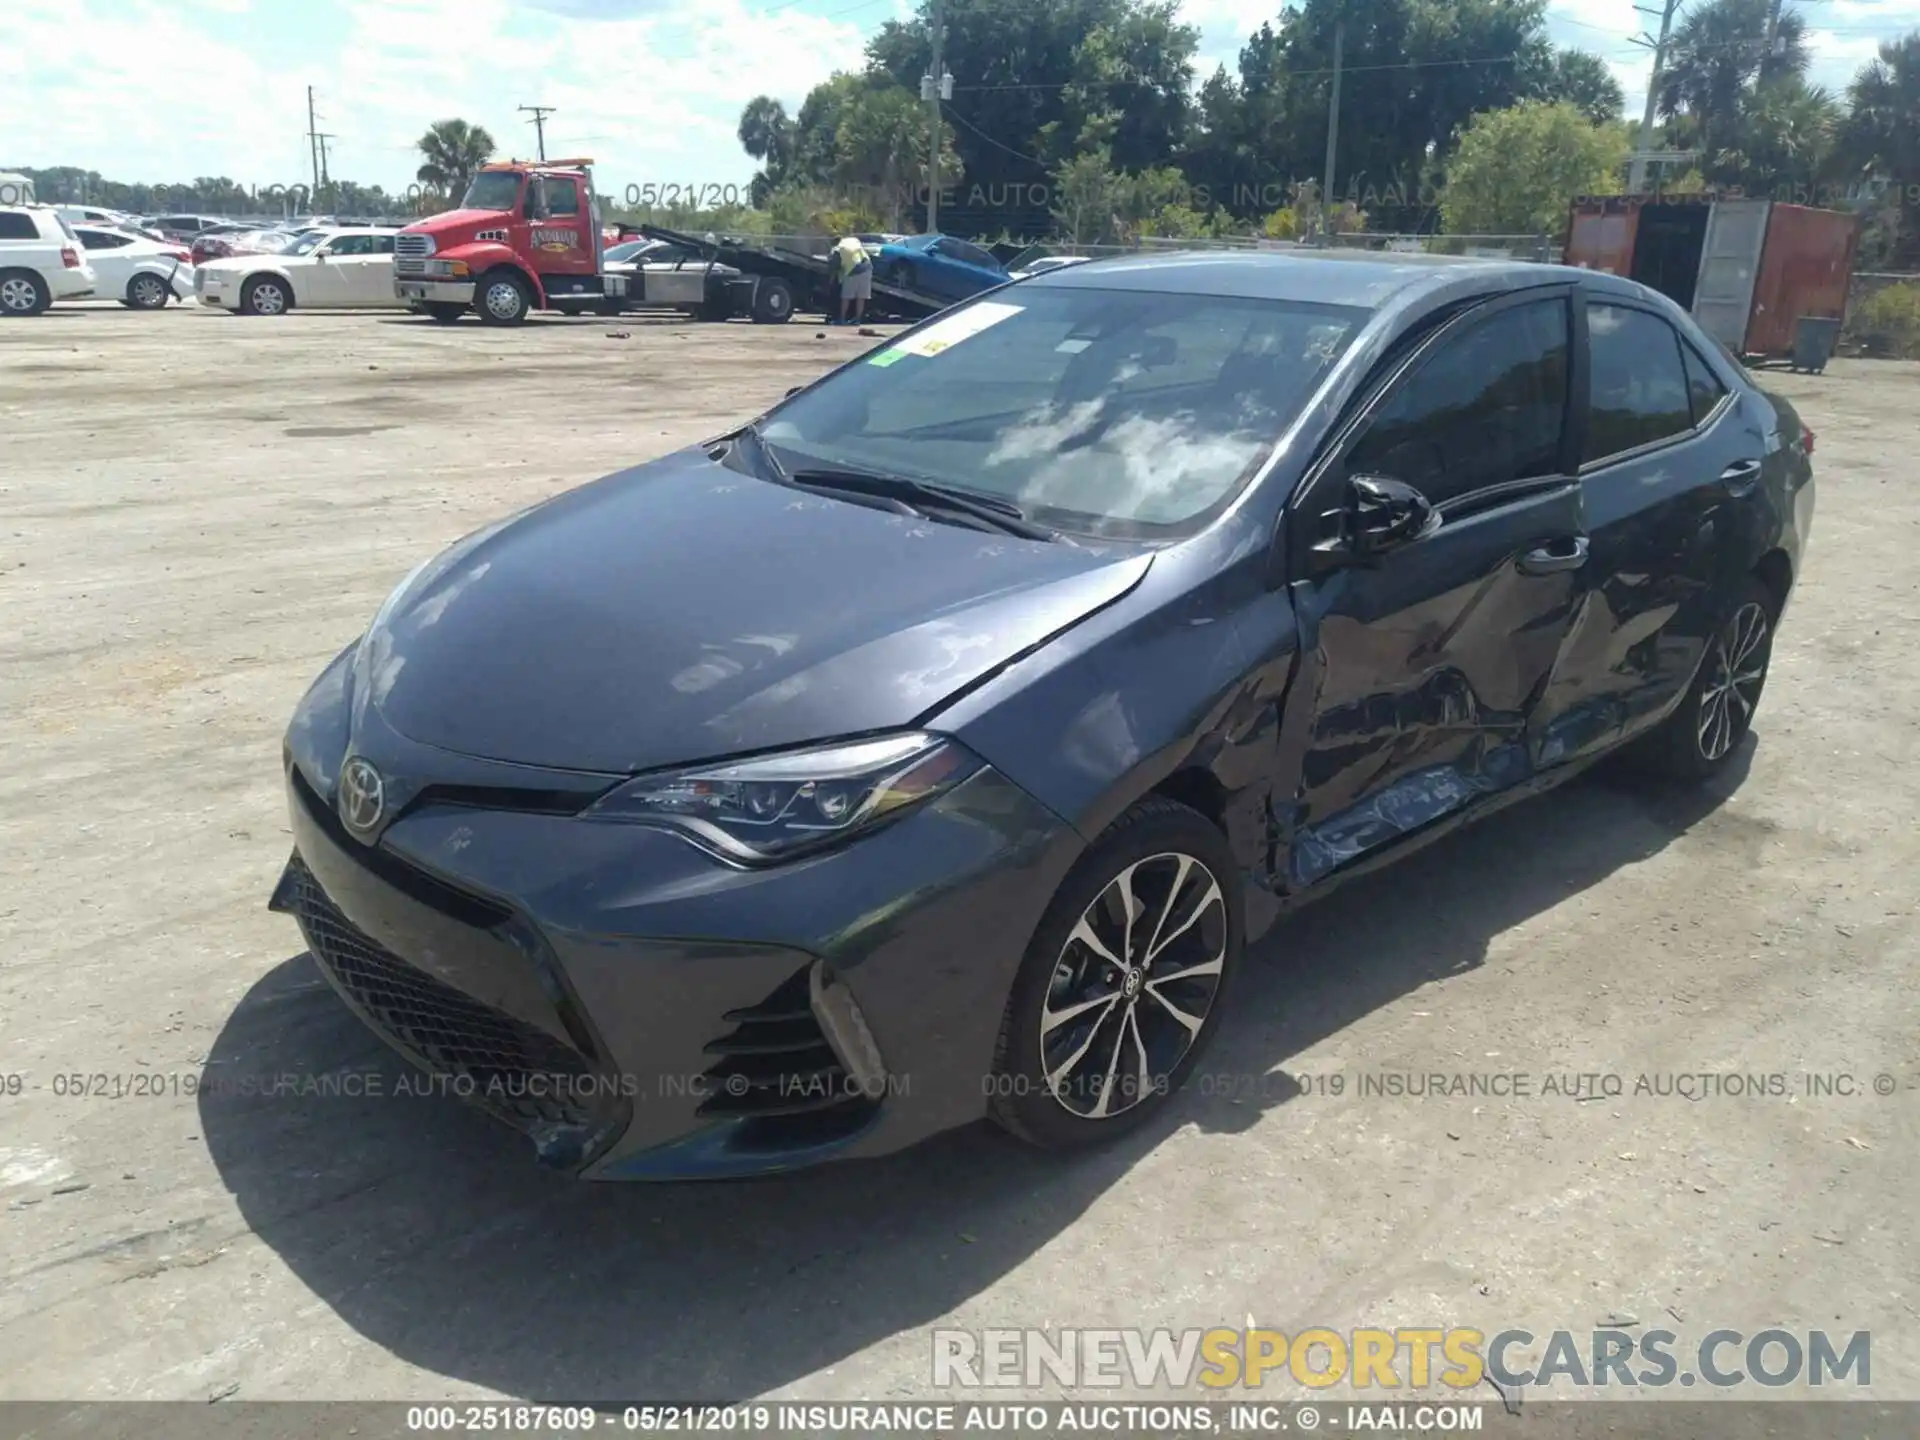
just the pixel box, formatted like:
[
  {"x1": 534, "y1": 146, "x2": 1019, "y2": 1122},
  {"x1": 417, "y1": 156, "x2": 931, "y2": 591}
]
[
  {"x1": 76, "y1": 227, "x2": 133, "y2": 291},
  {"x1": 342, "y1": 234, "x2": 397, "y2": 303},
  {"x1": 1571, "y1": 295, "x2": 1766, "y2": 739},
  {"x1": 298, "y1": 238, "x2": 353, "y2": 306},
  {"x1": 1691, "y1": 199, "x2": 1771, "y2": 354},
  {"x1": 1277, "y1": 287, "x2": 1591, "y2": 888}
]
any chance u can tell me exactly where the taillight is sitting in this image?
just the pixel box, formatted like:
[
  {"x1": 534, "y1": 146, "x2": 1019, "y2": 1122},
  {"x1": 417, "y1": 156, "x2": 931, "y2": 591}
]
[
  {"x1": 169, "y1": 248, "x2": 192, "y2": 262},
  {"x1": 1800, "y1": 424, "x2": 1815, "y2": 455}
]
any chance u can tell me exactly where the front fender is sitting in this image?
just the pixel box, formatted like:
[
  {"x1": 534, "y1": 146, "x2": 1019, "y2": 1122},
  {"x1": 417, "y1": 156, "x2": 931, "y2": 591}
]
[{"x1": 440, "y1": 242, "x2": 546, "y2": 307}]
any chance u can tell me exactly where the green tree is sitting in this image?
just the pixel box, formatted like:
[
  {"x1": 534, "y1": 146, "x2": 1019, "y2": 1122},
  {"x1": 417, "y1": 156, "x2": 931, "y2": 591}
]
[
  {"x1": 415, "y1": 119, "x2": 497, "y2": 201},
  {"x1": 737, "y1": 96, "x2": 795, "y2": 205},
  {"x1": 1049, "y1": 148, "x2": 1127, "y2": 243},
  {"x1": 1655, "y1": 0, "x2": 1808, "y2": 162},
  {"x1": 1717, "y1": 78, "x2": 1842, "y2": 192},
  {"x1": 1440, "y1": 100, "x2": 1629, "y2": 234},
  {"x1": 1530, "y1": 48, "x2": 1626, "y2": 124},
  {"x1": 1840, "y1": 32, "x2": 1920, "y2": 188}
]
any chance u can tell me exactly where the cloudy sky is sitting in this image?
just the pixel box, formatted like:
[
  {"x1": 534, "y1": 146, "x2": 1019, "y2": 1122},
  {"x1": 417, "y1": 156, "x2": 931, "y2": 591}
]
[{"x1": 4, "y1": 0, "x2": 1916, "y2": 199}]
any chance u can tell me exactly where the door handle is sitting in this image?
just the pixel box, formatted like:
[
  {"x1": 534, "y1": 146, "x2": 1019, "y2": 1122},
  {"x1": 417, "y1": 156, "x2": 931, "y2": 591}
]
[
  {"x1": 1518, "y1": 535, "x2": 1589, "y2": 575},
  {"x1": 1720, "y1": 458, "x2": 1763, "y2": 493}
]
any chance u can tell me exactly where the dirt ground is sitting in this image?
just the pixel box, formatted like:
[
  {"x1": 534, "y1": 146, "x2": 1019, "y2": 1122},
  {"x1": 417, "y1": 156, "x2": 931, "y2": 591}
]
[{"x1": 2, "y1": 303, "x2": 1917, "y2": 1411}]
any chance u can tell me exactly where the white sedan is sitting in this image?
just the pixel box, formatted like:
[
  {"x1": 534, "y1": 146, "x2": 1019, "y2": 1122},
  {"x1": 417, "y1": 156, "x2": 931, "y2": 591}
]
[
  {"x1": 195, "y1": 228, "x2": 402, "y2": 315},
  {"x1": 72, "y1": 225, "x2": 196, "y2": 308}
]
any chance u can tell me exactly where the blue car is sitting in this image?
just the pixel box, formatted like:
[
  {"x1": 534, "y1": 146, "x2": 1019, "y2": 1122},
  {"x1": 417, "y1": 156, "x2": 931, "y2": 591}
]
[
  {"x1": 270, "y1": 251, "x2": 1813, "y2": 1179},
  {"x1": 872, "y1": 233, "x2": 1007, "y2": 301}
]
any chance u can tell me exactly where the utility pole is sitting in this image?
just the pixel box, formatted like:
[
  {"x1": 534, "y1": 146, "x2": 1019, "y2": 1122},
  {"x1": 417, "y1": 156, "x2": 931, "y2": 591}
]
[
  {"x1": 519, "y1": 105, "x2": 556, "y2": 162},
  {"x1": 1627, "y1": 0, "x2": 1683, "y2": 192},
  {"x1": 316, "y1": 132, "x2": 336, "y2": 208},
  {"x1": 1319, "y1": 21, "x2": 1344, "y2": 245},
  {"x1": 306, "y1": 86, "x2": 322, "y2": 203},
  {"x1": 922, "y1": 0, "x2": 949, "y2": 233}
]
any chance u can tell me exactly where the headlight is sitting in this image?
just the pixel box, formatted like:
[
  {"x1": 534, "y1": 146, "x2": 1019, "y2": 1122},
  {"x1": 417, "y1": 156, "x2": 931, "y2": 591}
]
[
  {"x1": 424, "y1": 259, "x2": 469, "y2": 278},
  {"x1": 584, "y1": 732, "x2": 980, "y2": 863}
]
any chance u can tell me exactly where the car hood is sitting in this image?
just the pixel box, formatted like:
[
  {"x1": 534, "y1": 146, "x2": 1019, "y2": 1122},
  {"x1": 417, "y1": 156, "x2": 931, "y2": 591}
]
[{"x1": 359, "y1": 448, "x2": 1153, "y2": 774}]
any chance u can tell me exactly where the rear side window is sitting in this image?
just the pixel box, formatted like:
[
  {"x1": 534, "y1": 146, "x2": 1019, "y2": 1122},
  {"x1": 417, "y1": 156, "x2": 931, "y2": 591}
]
[
  {"x1": 0, "y1": 212, "x2": 36, "y2": 240},
  {"x1": 1584, "y1": 304, "x2": 1694, "y2": 463},
  {"x1": 1347, "y1": 297, "x2": 1571, "y2": 506},
  {"x1": 78, "y1": 229, "x2": 131, "y2": 250},
  {"x1": 1681, "y1": 341, "x2": 1729, "y2": 425}
]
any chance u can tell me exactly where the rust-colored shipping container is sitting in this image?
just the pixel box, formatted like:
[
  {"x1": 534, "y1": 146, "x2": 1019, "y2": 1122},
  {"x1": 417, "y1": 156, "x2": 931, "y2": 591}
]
[{"x1": 1564, "y1": 195, "x2": 1859, "y2": 358}]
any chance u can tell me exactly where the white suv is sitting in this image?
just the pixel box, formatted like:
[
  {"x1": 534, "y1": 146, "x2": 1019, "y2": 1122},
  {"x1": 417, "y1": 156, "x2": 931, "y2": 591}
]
[{"x1": 0, "y1": 205, "x2": 98, "y2": 315}]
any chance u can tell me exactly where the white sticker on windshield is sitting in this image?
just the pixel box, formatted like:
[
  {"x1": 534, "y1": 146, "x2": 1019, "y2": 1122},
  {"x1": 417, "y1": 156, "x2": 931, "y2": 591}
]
[
  {"x1": 892, "y1": 300, "x2": 1025, "y2": 359},
  {"x1": 1054, "y1": 338, "x2": 1092, "y2": 354}
]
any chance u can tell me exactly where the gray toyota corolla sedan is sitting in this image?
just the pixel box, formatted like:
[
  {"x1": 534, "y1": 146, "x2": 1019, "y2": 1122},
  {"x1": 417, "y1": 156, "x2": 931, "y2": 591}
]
[{"x1": 271, "y1": 250, "x2": 1814, "y2": 1179}]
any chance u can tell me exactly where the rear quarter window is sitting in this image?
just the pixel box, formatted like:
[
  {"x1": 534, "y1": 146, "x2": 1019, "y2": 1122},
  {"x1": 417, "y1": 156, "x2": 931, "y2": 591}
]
[{"x1": 0, "y1": 212, "x2": 37, "y2": 240}]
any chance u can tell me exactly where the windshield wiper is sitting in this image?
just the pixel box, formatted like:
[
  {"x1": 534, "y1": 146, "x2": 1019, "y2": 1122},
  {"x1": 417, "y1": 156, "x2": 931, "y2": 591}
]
[{"x1": 787, "y1": 466, "x2": 1063, "y2": 543}]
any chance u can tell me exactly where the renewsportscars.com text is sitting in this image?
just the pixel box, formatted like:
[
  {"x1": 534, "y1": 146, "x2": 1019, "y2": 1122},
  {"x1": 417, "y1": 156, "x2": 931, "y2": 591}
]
[{"x1": 932, "y1": 1326, "x2": 1871, "y2": 1392}]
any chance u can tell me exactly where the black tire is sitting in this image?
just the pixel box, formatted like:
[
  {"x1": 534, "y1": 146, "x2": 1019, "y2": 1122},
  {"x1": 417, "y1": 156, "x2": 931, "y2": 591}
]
[
  {"x1": 241, "y1": 275, "x2": 291, "y2": 317},
  {"x1": 475, "y1": 269, "x2": 531, "y2": 325},
  {"x1": 989, "y1": 797, "x2": 1242, "y2": 1151},
  {"x1": 126, "y1": 272, "x2": 170, "y2": 310},
  {"x1": 424, "y1": 302, "x2": 466, "y2": 324},
  {"x1": 0, "y1": 269, "x2": 51, "y2": 317},
  {"x1": 750, "y1": 277, "x2": 793, "y2": 324},
  {"x1": 1634, "y1": 576, "x2": 1779, "y2": 782}
]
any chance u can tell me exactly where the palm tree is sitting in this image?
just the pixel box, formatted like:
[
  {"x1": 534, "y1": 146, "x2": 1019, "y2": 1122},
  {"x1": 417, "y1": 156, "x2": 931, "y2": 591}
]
[
  {"x1": 1656, "y1": 0, "x2": 1808, "y2": 161},
  {"x1": 1841, "y1": 33, "x2": 1920, "y2": 183},
  {"x1": 737, "y1": 96, "x2": 794, "y2": 206},
  {"x1": 1717, "y1": 78, "x2": 1841, "y2": 190},
  {"x1": 415, "y1": 119, "x2": 497, "y2": 202}
]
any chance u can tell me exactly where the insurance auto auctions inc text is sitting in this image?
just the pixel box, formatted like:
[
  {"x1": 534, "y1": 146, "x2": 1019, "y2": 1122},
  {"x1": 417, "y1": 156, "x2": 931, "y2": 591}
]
[{"x1": 932, "y1": 1327, "x2": 1870, "y2": 1393}]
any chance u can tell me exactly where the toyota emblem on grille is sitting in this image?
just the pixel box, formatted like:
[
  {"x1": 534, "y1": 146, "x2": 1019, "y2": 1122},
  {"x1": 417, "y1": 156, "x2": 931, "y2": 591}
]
[{"x1": 338, "y1": 757, "x2": 386, "y2": 838}]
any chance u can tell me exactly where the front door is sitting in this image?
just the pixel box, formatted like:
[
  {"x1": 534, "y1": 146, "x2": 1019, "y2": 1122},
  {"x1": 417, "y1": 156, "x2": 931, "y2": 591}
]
[
  {"x1": 521, "y1": 174, "x2": 596, "y2": 284},
  {"x1": 1277, "y1": 288, "x2": 1591, "y2": 890}
]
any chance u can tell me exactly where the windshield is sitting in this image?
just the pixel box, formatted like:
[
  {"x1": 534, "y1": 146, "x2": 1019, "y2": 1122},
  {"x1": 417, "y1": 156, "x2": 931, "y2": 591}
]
[
  {"x1": 605, "y1": 240, "x2": 653, "y2": 263},
  {"x1": 286, "y1": 232, "x2": 328, "y2": 256},
  {"x1": 460, "y1": 172, "x2": 522, "y2": 213},
  {"x1": 759, "y1": 286, "x2": 1366, "y2": 539}
]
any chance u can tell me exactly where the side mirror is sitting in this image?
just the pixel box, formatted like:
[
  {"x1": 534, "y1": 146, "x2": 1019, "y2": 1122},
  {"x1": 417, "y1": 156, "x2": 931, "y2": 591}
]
[
  {"x1": 1314, "y1": 474, "x2": 1437, "y2": 564},
  {"x1": 313, "y1": 251, "x2": 327, "y2": 262}
]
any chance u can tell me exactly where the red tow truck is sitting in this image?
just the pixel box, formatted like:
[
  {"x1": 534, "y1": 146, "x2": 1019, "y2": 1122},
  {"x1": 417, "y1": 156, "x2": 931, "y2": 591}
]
[{"x1": 392, "y1": 158, "x2": 794, "y2": 325}]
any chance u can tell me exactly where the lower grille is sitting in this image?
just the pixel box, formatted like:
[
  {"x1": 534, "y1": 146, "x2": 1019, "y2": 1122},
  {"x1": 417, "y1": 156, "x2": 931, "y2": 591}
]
[
  {"x1": 699, "y1": 966, "x2": 878, "y2": 1148},
  {"x1": 282, "y1": 857, "x2": 601, "y2": 1136}
]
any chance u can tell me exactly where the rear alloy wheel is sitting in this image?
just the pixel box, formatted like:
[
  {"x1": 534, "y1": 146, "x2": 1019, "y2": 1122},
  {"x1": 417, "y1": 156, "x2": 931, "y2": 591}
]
[
  {"x1": 242, "y1": 276, "x2": 291, "y2": 316},
  {"x1": 126, "y1": 273, "x2": 170, "y2": 310},
  {"x1": 1639, "y1": 578, "x2": 1777, "y2": 781},
  {"x1": 990, "y1": 798, "x2": 1240, "y2": 1150},
  {"x1": 477, "y1": 271, "x2": 531, "y2": 325},
  {"x1": 0, "y1": 270, "x2": 50, "y2": 316}
]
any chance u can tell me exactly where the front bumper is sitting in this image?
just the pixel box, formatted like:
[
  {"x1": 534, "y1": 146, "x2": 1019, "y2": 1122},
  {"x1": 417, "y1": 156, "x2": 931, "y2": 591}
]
[
  {"x1": 269, "y1": 657, "x2": 1082, "y2": 1179},
  {"x1": 395, "y1": 278, "x2": 475, "y2": 305}
]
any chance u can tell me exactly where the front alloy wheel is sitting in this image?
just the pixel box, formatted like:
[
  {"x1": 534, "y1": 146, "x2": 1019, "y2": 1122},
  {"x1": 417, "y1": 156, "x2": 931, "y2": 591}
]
[
  {"x1": 991, "y1": 797, "x2": 1241, "y2": 1149},
  {"x1": 1042, "y1": 854, "x2": 1227, "y2": 1119}
]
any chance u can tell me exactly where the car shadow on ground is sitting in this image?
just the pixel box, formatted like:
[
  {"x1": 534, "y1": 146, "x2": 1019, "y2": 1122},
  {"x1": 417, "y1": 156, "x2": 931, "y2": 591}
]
[{"x1": 201, "y1": 744, "x2": 1752, "y2": 1399}]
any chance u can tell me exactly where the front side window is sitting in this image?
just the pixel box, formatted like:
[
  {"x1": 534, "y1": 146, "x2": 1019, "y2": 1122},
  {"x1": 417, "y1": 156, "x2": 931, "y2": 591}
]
[
  {"x1": 1585, "y1": 303, "x2": 1694, "y2": 464},
  {"x1": 1346, "y1": 297, "x2": 1570, "y2": 505},
  {"x1": 760, "y1": 287, "x2": 1367, "y2": 539},
  {"x1": 540, "y1": 178, "x2": 580, "y2": 217}
]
